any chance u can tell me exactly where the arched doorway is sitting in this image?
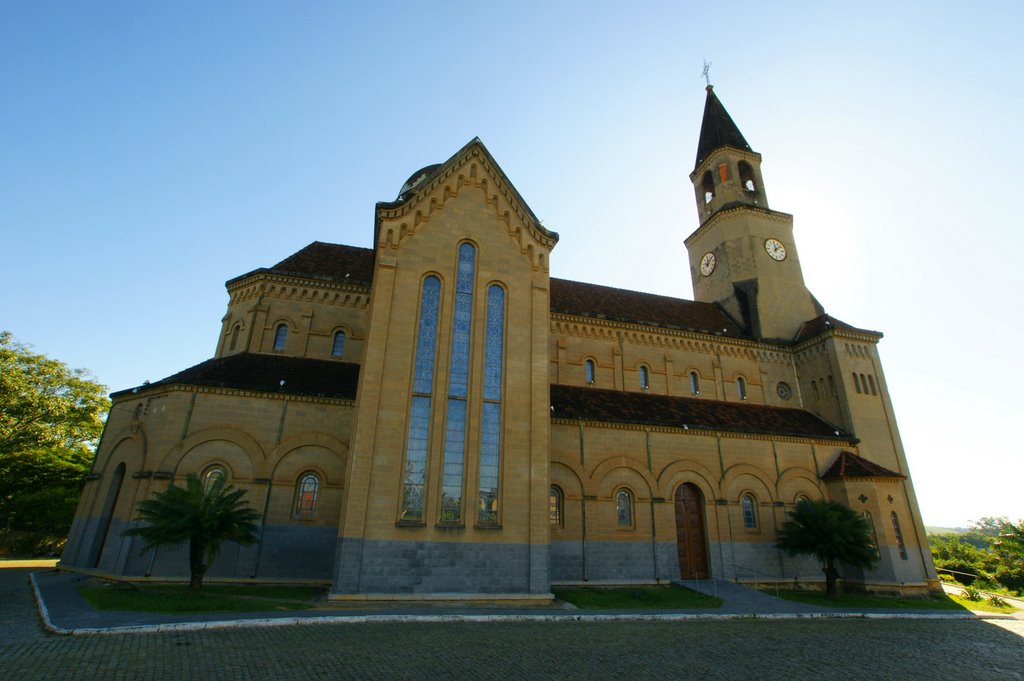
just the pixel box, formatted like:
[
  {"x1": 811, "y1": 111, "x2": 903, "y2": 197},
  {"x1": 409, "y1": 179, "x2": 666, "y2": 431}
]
[
  {"x1": 91, "y1": 462, "x2": 126, "y2": 568},
  {"x1": 674, "y1": 483, "x2": 710, "y2": 579}
]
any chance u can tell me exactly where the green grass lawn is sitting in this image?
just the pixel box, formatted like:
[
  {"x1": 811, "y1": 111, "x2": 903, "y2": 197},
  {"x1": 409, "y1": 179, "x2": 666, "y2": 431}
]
[
  {"x1": 771, "y1": 589, "x2": 1015, "y2": 612},
  {"x1": 945, "y1": 593, "x2": 1019, "y2": 614},
  {"x1": 552, "y1": 586, "x2": 722, "y2": 610},
  {"x1": 79, "y1": 582, "x2": 323, "y2": 613}
]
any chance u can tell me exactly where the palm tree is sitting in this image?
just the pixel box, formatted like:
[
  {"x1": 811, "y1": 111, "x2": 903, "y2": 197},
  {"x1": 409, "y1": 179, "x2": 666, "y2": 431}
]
[
  {"x1": 776, "y1": 499, "x2": 879, "y2": 599},
  {"x1": 124, "y1": 473, "x2": 260, "y2": 594}
]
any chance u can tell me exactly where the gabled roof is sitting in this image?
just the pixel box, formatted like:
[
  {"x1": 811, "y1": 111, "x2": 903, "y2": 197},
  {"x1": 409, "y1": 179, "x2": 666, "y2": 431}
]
[
  {"x1": 794, "y1": 314, "x2": 881, "y2": 343},
  {"x1": 821, "y1": 450, "x2": 904, "y2": 481},
  {"x1": 551, "y1": 384, "x2": 852, "y2": 441},
  {"x1": 112, "y1": 353, "x2": 360, "y2": 400},
  {"x1": 375, "y1": 137, "x2": 558, "y2": 245},
  {"x1": 694, "y1": 86, "x2": 753, "y2": 171},
  {"x1": 551, "y1": 278, "x2": 748, "y2": 337},
  {"x1": 226, "y1": 242, "x2": 375, "y2": 287}
]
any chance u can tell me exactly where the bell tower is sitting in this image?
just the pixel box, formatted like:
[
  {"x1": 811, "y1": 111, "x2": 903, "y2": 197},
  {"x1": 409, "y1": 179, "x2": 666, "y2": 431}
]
[{"x1": 685, "y1": 85, "x2": 821, "y2": 342}]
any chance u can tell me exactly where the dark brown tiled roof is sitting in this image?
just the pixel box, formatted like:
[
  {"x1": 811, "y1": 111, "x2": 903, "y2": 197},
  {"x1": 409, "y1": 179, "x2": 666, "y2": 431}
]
[
  {"x1": 821, "y1": 451, "x2": 904, "y2": 481},
  {"x1": 268, "y1": 242, "x2": 375, "y2": 285},
  {"x1": 227, "y1": 242, "x2": 375, "y2": 287},
  {"x1": 551, "y1": 278, "x2": 748, "y2": 337},
  {"x1": 695, "y1": 86, "x2": 753, "y2": 170},
  {"x1": 794, "y1": 314, "x2": 881, "y2": 343},
  {"x1": 112, "y1": 353, "x2": 359, "y2": 400},
  {"x1": 551, "y1": 384, "x2": 851, "y2": 441}
]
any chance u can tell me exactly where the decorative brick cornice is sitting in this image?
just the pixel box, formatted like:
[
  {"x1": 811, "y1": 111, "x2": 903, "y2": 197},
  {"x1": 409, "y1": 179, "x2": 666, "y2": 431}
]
[{"x1": 684, "y1": 204, "x2": 794, "y2": 246}]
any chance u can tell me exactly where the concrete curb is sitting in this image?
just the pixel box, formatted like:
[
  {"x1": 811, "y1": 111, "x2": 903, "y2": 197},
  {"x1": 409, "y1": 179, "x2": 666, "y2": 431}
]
[{"x1": 29, "y1": 573, "x2": 979, "y2": 636}]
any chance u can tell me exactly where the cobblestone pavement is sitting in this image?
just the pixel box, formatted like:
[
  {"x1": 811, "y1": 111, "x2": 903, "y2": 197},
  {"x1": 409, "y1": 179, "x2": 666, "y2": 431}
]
[{"x1": 2, "y1": 568, "x2": 1022, "y2": 680}]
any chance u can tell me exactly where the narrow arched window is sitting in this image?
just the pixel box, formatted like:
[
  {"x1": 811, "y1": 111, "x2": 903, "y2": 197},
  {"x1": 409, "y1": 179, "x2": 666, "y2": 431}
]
[
  {"x1": 639, "y1": 365, "x2": 649, "y2": 391},
  {"x1": 229, "y1": 325, "x2": 240, "y2": 351},
  {"x1": 853, "y1": 373, "x2": 862, "y2": 394},
  {"x1": 868, "y1": 375, "x2": 877, "y2": 395},
  {"x1": 891, "y1": 512, "x2": 908, "y2": 559},
  {"x1": 549, "y1": 486, "x2": 563, "y2": 527},
  {"x1": 690, "y1": 371, "x2": 700, "y2": 395},
  {"x1": 827, "y1": 375, "x2": 836, "y2": 397},
  {"x1": 738, "y1": 160, "x2": 756, "y2": 192},
  {"x1": 400, "y1": 275, "x2": 442, "y2": 522},
  {"x1": 811, "y1": 380, "x2": 819, "y2": 400},
  {"x1": 741, "y1": 494, "x2": 757, "y2": 528},
  {"x1": 863, "y1": 511, "x2": 880, "y2": 558},
  {"x1": 737, "y1": 376, "x2": 747, "y2": 400},
  {"x1": 701, "y1": 170, "x2": 715, "y2": 204},
  {"x1": 202, "y1": 465, "x2": 226, "y2": 492},
  {"x1": 294, "y1": 473, "x2": 320, "y2": 519},
  {"x1": 585, "y1": 359, "x2": 595, "y2": 385},
  {"x1": 860, "y1": 373, "x2": 869, "y2": 395},
  {"x1": 440, "y1": 243, "x2": 476, "y2": 523},
  {"x1": 331, "y1": 331, "x2": 346, "y2": 358},
  {"x1": 477, "y1": 284, "x2": 505, "y2": 525},
  {"x1": 616, "y1": 489, "x2": 633, "y2": 527},
  {"x1": 273, "y1": 324, "x2": 288, "y2": 351}
]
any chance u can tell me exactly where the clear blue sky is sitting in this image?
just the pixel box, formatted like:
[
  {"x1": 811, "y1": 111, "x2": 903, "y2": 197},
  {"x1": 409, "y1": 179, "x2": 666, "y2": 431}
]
[{"x1": 2, "y1": 1, "x2": 1021, "y2": 528}]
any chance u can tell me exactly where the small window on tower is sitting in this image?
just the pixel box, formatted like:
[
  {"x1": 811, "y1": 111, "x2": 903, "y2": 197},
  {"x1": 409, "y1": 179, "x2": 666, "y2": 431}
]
[
  {"x1": 738, "y1": 160, "x2": 757, "y2": 192},
  {"x1": 331, "y1": 331, "x2": 346, "y2": 358},
  {"x1": 701, "y1": 171, "x2": 715, "y2": 204},
  {"x1": 689, "y1": 371, "x2": 700, "y2": 395},
  {"x1": 273, "y1": 324, "x2": 288, "y2": 351},
  {"x1": 639, "y1": 365, "x2": 649, "y2": 391},
  {"x1": 737, "y1": 376, "x2": 747, "y2": 400},
  {"x1": 585, "y1": 359, "x2": 596, "y2": 385}
]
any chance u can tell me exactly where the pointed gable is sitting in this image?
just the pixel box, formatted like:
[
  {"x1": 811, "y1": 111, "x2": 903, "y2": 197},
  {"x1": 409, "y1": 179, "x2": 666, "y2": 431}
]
[
  {"x1": 694, "y1": 86, "x2": 753, "y2": 170},
  {"x1": 375, "y1": 137, "x2": 558, "y2": 251}
]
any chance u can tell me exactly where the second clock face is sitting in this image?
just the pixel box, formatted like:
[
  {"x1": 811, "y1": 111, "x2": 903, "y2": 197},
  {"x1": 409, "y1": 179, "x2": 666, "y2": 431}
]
[
  {"x1": 764, "y1": 238, "x2": 787, "y2": 261},
  {"x1": 700, "y1": 252, "x2": 716, "y2": 276}
]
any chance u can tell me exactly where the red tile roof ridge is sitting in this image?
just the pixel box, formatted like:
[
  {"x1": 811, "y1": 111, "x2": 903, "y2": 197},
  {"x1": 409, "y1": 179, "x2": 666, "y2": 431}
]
[{"x1": 821, "y1": 450, "x2": 904, "y2": 480}]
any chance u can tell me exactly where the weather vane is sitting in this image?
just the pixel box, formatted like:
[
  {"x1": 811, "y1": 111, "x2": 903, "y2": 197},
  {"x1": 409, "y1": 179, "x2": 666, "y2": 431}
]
[{"x1": 702, "y1": 59, "x2": 712, "y2": 87}]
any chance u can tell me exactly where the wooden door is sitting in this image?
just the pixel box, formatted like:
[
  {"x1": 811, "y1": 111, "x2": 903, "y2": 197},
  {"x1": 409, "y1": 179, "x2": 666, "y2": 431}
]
[{"x1": 674, "y1": 483, "x2": 710, "y2": 579}]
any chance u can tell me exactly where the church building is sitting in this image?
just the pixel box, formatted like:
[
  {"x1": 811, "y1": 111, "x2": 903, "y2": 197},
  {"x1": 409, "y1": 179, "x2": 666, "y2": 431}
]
[{"x1": 62, "y1": 86, "x2": 940, "y2": 598}]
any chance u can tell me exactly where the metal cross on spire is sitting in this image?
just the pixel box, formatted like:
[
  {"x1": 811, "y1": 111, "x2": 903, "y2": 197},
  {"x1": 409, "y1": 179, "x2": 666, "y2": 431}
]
[{"x1": 702, "y1": 59, "x2": 712, "y2": 87}]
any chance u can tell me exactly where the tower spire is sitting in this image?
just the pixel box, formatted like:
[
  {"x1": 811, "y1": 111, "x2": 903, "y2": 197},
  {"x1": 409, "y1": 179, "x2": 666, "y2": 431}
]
[{"x1": 694, "y1": 87, "x2": 752, "y2": 171}]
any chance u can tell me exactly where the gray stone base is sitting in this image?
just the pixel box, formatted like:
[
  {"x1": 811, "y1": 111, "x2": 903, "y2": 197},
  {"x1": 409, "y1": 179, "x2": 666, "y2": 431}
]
[{"x1": 332, "y1": 538, "x2": 542, "y2": 595}]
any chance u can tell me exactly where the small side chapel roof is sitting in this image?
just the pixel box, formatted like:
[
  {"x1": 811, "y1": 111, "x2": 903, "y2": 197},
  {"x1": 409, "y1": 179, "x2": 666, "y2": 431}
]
[
  {"x1": 694, "y1": 85, "x2": 753, "y2": 171},
  {"x1": 112, "y1": 353, "x2": 360, "y2": 400},
  {"x1": 551, "y1": 278, "x2": 748, "y2": 337},
  {"x1": 551, "y1": 384, "x2": 852, "y2": 442},
  {"x1": 793, "y1": 314, "x2": 881, "y2": 343},
  {"x1": 226, "y1": 242, "x2": 375, "y2": 287},
  {"x1": 821, "y1": 450, "x2": 904, "y2": 480}
]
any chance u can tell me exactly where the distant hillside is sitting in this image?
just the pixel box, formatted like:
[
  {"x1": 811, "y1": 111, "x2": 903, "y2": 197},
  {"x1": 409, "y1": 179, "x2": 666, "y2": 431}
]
[{"x1": 926, "y1": 525, "x2": 968, "y2": 535}]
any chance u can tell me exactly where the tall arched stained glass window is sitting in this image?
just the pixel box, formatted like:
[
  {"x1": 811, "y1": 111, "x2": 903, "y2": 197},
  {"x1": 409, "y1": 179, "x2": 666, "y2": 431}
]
[
  {"x1": 440, "y1": 243, "x2": 476, "y2": 523},
  {"x1": 400, "y1": 275, "x2": 441, "y2": 521},
  {"x1": 478, "y1": 284, "x2": 504, "y2": 524}
]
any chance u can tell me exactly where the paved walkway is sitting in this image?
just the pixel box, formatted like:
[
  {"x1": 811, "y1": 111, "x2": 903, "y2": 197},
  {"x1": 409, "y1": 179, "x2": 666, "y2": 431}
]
[
  {"x1": 2, "y1": 566, "x2": 1023, "y2": 680},
  {"x1": 29, "y1": 571, "x2": 1000, "y2": 635}
]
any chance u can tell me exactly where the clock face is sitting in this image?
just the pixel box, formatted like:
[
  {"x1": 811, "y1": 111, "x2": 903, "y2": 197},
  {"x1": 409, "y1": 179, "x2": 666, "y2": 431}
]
[
  {"x1": 699, "y1": 252, "x2": 716, "y2": 276},
  {"x1": 764, "y1": 238, "x2": 787, "y2": 261}
]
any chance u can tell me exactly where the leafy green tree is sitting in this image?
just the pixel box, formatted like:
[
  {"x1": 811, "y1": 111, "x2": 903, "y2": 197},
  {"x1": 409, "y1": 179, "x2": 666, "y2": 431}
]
[
  {"x1": 992, "y1": 519, "x2": 1024, "y2": 594},
  {"x1": 0, "y1": 332, "x2": 109, "y2": 549},
  {"x1": 0, "y1": 331, "x2": 109, "y2": 457},
  {"x1": 776, "y1": 499, "x2": 879, "y2": 599},
  {"x1": 124, "y1": 474, "x2": 261, "y2": 594}
]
